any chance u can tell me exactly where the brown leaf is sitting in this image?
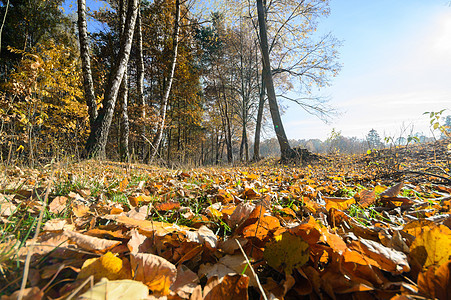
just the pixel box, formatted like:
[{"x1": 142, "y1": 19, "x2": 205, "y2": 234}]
[
  {"x1": 203, "y1": 274, "x2": 249, "y2": 300},
  {"x1": 289, "y1": 216, "x2": 321, "y2": 246},
  {"x1": 171, "y1": 264, "x2": 200, "y2": 299},
  {"x1": 118, "y1": 177, "x2": 129, "y2": 192},
  {"x1": 42, "y1": 219, "x2": 71, "y2": 231},
  {"x1": 125, "y1": 205, "x2": 150, "y2": 220},
  {"x1": 380, "y1": 182, "x2": 404, "y2": 198},
  {"x1": 324, "y1": 196, "x2": 356, "y2": 211},
  {"x1": 348, "y1": 238, "x2": 410, "y2": 274},
  {"x1": 242, "y1": 214, "x2": 281, "y2": 241},
  {"x1": 198, "y1": 254, "x2": 257, "y2": 287},
  {"x1": 72, "y1": 203, "x2": 90, "y2": 218},
  {"x1": 418, "y1": 259, "x2": 451, "y2": 300},
  {"x1": 48, "y1": 196, "x2": 68, "y2": 214},
  {"x1": 131, "y1": 252, "x2": 177, "y2": 295},
  {"x1": 64, "y1": 230, "x2": 121, "y2": 252},
  {"x1": 127, "y1": 228, "x2": 153, "y2": 254},
  {"x1": 2, "y1": 287, "x2": 43, "y2": 300},
  {"x1": 358, "y1": 190, "x2": 376, "y2": 208},
  {"x1": 227, "y1": 202, "x2": 255, "y2": 228},
  {"x1": 0, "y1": 194, "x2": 16, "y2": 216},
  {"x1": 155, "y1": 201, "x2": 181, "y2": 211}
]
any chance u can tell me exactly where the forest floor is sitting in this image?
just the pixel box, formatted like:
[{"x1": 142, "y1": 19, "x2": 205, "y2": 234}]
[{"x1": 1, "y1": 140, "x2": 451, "y2": 299}]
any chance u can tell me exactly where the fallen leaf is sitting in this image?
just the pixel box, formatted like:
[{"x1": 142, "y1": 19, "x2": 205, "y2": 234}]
[
  {"x1": 264, "y1": 232, "x2": 309, "y2": 274},
  {"x1": 358, "y1": 190, "x2": 376, "y2": 208},
  {"x1": 348, "y1": 238, "x2": 410, "y2": 274},
  {"x1": 324, "y1": 196, "x2": 356, "y2": 211},
  {"x1": 203, "y1": 274, "x2": 249, "y2": 300},
  {"x1": 131, "y1": 252, "x2": 177, "y2": 295},
  {"x1": 78, "y1": 252, "x2": 131, "y2": 281},
  {"x1": 380, "y1": 182, "x2": 404, "y2": 198},
  {"x1": 118, "y1": 177, "x2": 129, "y2": 192},
  {"x1": 78, "y1": 278, "x2": 149, "y2": 300},
  {"x1": 198, "y1": 254, "x2": 257, "y2": 287},
  {"x1": 49, "y1": 196, "x2": 68, "y2": 214},
  {"x1": 64, "y1": 230, "x2": 121, "y2": 252},
  {"x1": 42, "y1": 219, "x2": 69, "y2": 231},
  {"x1": 410, "y1": 225, "x2": 451, "y2": 269},
  {"x1": 417, "y1": 259, "x2": 451, "y2": 300},
  {"x1": 0, "y1": 194, "x2": 16, "y2": 216},
  {"x1": 170, "y1": 264, "x2": 200, "y2": 299},
  {"x1": 155, "y1": 200, "x2": 181, "y2": 211},
  {"x1": 2, "y1": 287, "x2": 43, "y2": 300},
  {"x1": 125, "y1": 205, "x2": 149, "y2": 220}
]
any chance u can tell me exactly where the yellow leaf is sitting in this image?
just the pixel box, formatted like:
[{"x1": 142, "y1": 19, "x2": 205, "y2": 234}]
[
  {"x1": 78, "y1": 252, "x2": 131, "y2": 281},
  {"x1": 324, "y1": 197, "x2": 355, "y2": 211},
  {"x1": 410, "y1": 225, "x2": 451, "y2": 270},
  {"x1": 119, "y1": 178, "x2": 129, "y2": 192},
  {"x1": 78, "y1": 278, "x2": 149, "y2": 300},
  {"x1": 264, "y1": 232, "x2": 309, "y2": 274}
]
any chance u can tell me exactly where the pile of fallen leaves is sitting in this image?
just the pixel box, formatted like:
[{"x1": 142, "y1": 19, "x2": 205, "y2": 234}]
[{"x1": 1, "y1": 141, "x2": 451, "y2": 299}]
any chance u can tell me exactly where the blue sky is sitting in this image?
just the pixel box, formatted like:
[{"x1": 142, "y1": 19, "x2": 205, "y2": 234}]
[
  {"x1": 282, "y1": 0, "x2": 451, "y2": 141},
  {"x1": 65, "y1": 0, "x2": 451, "y2": 141}
]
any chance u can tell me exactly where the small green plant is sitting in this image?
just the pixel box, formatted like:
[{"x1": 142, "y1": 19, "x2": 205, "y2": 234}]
[{"x1": 424, "y1": 109, "x2": 450, "y2": 139}]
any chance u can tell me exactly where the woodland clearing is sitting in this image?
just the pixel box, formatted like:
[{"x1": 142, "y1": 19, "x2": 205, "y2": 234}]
[{"x1": 0, "y1": 140, "x2": 451, "y2": 299}]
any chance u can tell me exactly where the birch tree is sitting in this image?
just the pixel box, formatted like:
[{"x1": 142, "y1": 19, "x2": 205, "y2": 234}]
[
  {"x1": 148, "y1": 0, "x2": 180, "y2": 162},
  {"x1": 80, "y1": 0, "x2": 139, "y2": 158}
]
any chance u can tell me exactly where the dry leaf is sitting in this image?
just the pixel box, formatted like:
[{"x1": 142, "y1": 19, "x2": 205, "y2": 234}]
[
  {"x1": 171, "y1": 264, "x2": 200, "y2": 299},
  {"x1": 264, "y1": 232, "x2": 309, "y2": 274},
  {"x1": 131, "y1": 252, "x2": 177, "y2": 295},
  {"x1": 78, "y1": 278, "x2": 149, "y2": 300},
  {"x1": 348, "y1": 238, "x2": 410, "y2": 274},
  {"x1": 49, "y1": 196, "x2": 68, "y2": 214},
  {"x1": 2, "y1": 287, "x2": 43, "y2": 300},
  {"x1": 380, "y1": 182, "x2": 404, "y2": 198},
  {"x1": 358, "y1": 190, "x2": 376, "y2": 208},
  {"x1": 0, "y1": 194, "x2": 16, "y2": 217},
  {"x1": 417, "y1": 259, "x2": 451, "y2": 300},
  {"x1": 64, "y1": 230, "x2": 121, "y2": 252},
  {"x1": 410, "y1": 225, "x2": 451, "y2": 269},
  {"x1": 203, "y1": 274, "x2": 249, "y2": 300},
  {"x1": 78, "y1": 252, "x2": 131, "y2": 281}
]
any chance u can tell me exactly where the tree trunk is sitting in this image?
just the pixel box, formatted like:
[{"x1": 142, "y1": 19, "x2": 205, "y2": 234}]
[
  {"x1": 222, "y1": 83, "x2": 233, "y2": 164},
  {"x1": 118, "y1": 0, "x2": 130, "y2": 162},
  {"x1": 256, "y1": 0, "x2": 292, "y2": 161},
  {"x1": 148, "y1": 0, "x2": 180, "y2": 163},
  {"x1": 136, "y1": 7, "x2": 146, "y2": 161},
  {"x1": 119, "y1": 70, "x2": 130, "y2": 161},
  {"x1": 253, "y1": 72, "x2": 265, "y2": 161},
  {"x1": 84, "y1": 0, "x2": 138, "y2": 158},
  {"x1": 77, "y1": 0, "x2": 97, "y2": 125}
]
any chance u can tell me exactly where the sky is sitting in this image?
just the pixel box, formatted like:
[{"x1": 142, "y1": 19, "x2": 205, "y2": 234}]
[
  {"x1": 282, "y1": 0, "x2": 451, "y2": 141},
  {"x1": 64, "y1": 0, "x2": 451, "y2": 142}
]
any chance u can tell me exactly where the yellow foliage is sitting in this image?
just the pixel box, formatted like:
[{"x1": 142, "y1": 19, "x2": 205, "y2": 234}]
[
  {"x1": 410, "y1": 225, "x2": 451, "y2": 270},
  {"x1": 78, "y1": 252, "x2": 132, "y2": 282},
  {"x1": 264, "y1": 232, "x2": 309, "y2": 274}
]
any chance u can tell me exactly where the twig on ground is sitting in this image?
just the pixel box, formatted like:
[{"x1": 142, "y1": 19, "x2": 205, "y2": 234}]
[{"x1": 235, "y1": 239, "x2": 268, "y2": 300}]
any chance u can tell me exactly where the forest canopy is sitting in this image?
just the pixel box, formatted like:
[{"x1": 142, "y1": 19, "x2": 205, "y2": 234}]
[{"x1": 0, "y1": 0, "x2": 340, "y2": 165}]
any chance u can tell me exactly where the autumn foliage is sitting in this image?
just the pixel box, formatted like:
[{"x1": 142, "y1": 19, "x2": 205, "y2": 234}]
[{"x1": 1, "y1": 141, "x2": 451, "y2": 299}]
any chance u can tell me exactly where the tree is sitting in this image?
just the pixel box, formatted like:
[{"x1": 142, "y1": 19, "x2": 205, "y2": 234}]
[
  {"x1": 249, "y1": 0, "x2": 340, "y2": 160},
  {"x1": 256, "y1": 0, "x2": 292, "y2": 161},
  {"x1": 148, "y1": 0, "x2": 180, "y2": 163},
  {"x1": 81, "y1": 0, "x2": 139, "y2": 158},
  {"x1": 77, "y1": 0, "x2": 97, "y2": 125},
  {"x1": 366, "y1": 129, "x2": 382, "y2": 149},
  {"x1": 0, "y1": 0, "x2": 73, "y2": 80}
]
